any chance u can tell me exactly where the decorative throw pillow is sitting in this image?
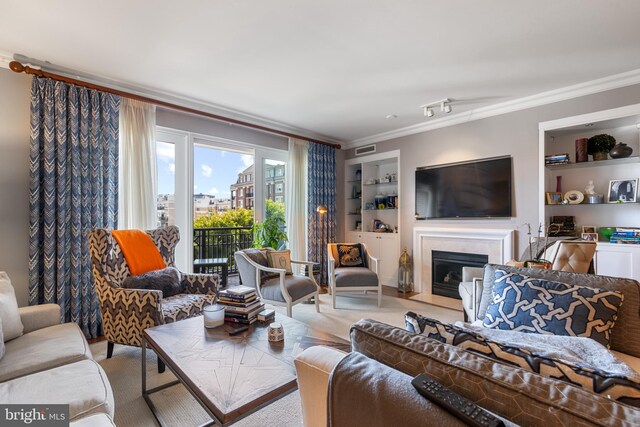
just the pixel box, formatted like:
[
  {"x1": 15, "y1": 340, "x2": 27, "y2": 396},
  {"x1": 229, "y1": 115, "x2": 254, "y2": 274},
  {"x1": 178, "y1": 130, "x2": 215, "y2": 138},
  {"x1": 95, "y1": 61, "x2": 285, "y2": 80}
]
[
  {"x1": 266, "y1": 249, "x2": 293, "y2": 274},
  {"x1": 242, "y1": 248, "x2": 279, "y2": 283},
  {"x1": 0, "y1": 272, "x2": 24, "y2": 342},
  {"x1": 405, "y1": 312, "x2": 640, "y2": 407},
  {"x1": 482, "y1": 269, "x2": 623, "y2": 347},
  {"x1": 337, "y1": 244, "x2": 364, "y2": 267},
  {"x1": 122, "y1": 267, "x2": 184, "y2": 298}
]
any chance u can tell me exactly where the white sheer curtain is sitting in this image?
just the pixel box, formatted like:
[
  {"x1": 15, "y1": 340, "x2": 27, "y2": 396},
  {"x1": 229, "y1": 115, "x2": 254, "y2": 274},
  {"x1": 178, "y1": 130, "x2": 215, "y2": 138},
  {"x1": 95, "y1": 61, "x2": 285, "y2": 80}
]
[
  {"x1": 118, "y1": 98, "x2": 157, "y2": 230},
  {"x1": 286, "y1": 138, "x2": 308, "y2": 261}
]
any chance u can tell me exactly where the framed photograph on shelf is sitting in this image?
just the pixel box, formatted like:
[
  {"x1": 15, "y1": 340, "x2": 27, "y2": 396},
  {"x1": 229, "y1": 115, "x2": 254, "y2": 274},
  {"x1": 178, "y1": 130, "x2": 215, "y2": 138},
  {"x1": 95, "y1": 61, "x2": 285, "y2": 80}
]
[
  {"x1": 582, "y1": 226, "x2": 597, "y2": 234},
  {"x1": 607, "y1": 178, "x2": 638, "y2": 203},
  {"x1": 545, "y1": 192, "x2": 563, "y2": 205},
  {"x1": 581, "y1": 232, "x2": 599, "y2": 242}
]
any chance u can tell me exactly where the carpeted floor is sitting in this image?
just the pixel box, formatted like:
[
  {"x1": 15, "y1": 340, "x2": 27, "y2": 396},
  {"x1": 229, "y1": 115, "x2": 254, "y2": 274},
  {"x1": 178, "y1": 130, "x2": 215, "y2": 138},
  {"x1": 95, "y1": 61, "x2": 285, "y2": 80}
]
[{"x1": 93, "y1": 292, "x2": 462, "y2": 426}]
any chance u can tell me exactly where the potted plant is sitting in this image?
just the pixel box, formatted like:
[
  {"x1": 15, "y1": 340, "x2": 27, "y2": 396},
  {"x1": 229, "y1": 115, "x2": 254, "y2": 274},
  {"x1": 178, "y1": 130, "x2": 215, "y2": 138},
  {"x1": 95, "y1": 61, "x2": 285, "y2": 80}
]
[
  {"x1": 587, "y1": 134, "x2": 616, "y2": 161},
  {"x1": 252, "y1": 214, "x2": 288, "y2": 249}
]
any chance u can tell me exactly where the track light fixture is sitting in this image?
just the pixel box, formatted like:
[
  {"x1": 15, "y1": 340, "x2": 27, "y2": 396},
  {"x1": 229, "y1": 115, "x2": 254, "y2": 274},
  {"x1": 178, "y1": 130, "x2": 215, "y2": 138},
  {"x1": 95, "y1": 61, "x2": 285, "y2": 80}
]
[{"x1": 420, "y1": 98, "x2": 452, "y2": 118}]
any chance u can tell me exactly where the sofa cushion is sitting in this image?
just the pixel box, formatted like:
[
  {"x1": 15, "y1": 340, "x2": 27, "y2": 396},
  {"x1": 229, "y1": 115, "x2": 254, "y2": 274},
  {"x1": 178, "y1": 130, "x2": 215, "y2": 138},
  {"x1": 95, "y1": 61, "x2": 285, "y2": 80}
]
[
  {"x1": 478, "y1": 264, "x2": 640, "y2": 358},
  {"x1": 0, "y1": 359, "x2": 114, "y2": 421},
  {"x1": 261, "y1": 275, "x2": 316, "y2": 302},
  {"x1": 334, "y1": 267, "x2": 378, "y2": 288},
  {"x1": 405, "y1": 312, "x2": 640, "y2": 407},
  {"x1": 336, "y1": 244, "x2": 364, "y2": 267},
  {"x1": 0, "y1": 271, "x2": 23, "y2": 341},
  {"x1": 351, "y1": 319, "x2": 640, "y2": 426},
  {"x1": 123, "y1": 266, "x2": 184, "y2": 298},
  {"x1": 70, "y1": 413, "x2": 116, "y2": 427},
  {"x1": 161, "y1": 293, "x2": 217, "y2": 323},
  {"x1": 482, "y1": 269, "x2": 623, "y2": 347},
  {"x1": 0, "y1": 322, "x2": 92, "y2": 382}
]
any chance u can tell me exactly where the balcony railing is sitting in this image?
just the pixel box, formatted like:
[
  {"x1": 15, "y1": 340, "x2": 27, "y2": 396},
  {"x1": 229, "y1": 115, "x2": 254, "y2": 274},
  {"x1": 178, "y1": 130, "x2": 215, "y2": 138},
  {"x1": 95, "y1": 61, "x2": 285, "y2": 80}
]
[{"x1": 193, "y1": 226, "x2": 253, "y2": 275}]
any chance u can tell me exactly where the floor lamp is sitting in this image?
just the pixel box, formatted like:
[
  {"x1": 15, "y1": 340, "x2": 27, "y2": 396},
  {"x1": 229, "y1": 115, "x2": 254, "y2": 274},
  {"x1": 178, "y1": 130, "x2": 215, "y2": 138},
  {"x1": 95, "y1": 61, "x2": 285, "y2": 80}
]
[{"x1": 316, "y1": 204, "x2": 328, "y2": 294}]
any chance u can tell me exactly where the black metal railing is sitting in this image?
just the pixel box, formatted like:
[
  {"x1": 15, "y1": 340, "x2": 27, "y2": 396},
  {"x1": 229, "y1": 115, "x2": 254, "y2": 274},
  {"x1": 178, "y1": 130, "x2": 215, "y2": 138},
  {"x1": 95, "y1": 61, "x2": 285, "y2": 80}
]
[{"x1": 193, "y1": 227, "x2": 253, "y2": 274}]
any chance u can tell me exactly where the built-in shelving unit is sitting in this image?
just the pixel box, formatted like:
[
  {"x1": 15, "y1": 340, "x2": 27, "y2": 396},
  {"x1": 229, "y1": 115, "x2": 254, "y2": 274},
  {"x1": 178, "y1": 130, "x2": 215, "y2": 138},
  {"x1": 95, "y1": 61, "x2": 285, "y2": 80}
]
[
  {"x1": 344, "y1": 150, "x2": 401, "y2": 287},
  {"x1": 539, "y1": 104, "x2": 640, "y2": 281}
]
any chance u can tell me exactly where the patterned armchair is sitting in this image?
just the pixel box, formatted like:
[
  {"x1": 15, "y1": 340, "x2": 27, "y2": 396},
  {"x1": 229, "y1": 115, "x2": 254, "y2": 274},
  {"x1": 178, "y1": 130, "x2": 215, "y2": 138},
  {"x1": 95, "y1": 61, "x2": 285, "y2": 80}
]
[{"x1": 88, "y1": 226, "x2": 220, "y2": 364}]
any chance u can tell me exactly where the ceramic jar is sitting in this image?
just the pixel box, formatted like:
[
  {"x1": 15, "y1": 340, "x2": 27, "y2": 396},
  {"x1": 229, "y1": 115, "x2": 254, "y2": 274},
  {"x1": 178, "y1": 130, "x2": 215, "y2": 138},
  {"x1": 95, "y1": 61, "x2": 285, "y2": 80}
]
[
  {"x1": 268, "y1": 322, "x2": 284, "y2": 342},
  {"x1": 609, "y1": 143, "x2": 633, "y2": 159}
]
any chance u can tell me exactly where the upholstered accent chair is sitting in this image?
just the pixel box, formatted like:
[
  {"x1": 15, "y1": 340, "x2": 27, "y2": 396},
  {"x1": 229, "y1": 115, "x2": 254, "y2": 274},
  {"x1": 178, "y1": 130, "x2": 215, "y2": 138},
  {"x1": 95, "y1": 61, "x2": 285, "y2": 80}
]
[
  {"x1": 543, "y1": 240, "x2": 597, "y2": 273},
  {"x1": 234, "y1": 249, "x2": 319, "y2": 317},
  {"x1": 88, "y1": 226, "x2": 220, "y2": 369},
  {"x1": 328, "y1": 243, "x2": 381, "y2": 309}
]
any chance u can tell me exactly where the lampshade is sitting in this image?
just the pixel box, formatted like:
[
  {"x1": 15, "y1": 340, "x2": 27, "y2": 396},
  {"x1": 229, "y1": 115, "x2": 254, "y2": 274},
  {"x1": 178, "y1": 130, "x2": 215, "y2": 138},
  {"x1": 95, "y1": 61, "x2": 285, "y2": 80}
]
[{"x1": 316, "y1": 205, "x2": 328, "y2": 214}]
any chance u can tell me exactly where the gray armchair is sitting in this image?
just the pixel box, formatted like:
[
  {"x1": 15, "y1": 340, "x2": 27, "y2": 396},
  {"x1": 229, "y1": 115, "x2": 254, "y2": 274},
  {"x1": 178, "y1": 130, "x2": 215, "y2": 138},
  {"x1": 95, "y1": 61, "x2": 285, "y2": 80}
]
[
  {"x1": 234, "y1": 249, "x2": 319, "y2": 317},
  {"x1": 328, "y1": 243, "x2": 381, "y2": 309}
]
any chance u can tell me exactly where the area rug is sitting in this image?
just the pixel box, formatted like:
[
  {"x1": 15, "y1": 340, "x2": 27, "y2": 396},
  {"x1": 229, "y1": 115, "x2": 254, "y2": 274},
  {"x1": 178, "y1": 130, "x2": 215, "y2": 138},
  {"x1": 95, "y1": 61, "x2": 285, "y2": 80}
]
[{"x1": 93, "y1": 293, "x2": 461, "y2": 426}]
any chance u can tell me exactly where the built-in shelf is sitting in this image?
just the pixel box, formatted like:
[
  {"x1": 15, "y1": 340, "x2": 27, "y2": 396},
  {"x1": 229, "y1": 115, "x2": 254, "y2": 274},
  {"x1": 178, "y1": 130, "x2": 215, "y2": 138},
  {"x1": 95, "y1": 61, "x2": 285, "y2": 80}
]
[
  {"x1": 546, "y1": 202, "x2": 639, "y2": 207},
  {"x1": 545, "y1": 156, "x2": 639, "y2": 170},
  {"x1": 364, "y1": 208, "x2": 398, "y2": 211},
  {"x1": 363, "y1": 181, "x2": 398, "y2": 186}
]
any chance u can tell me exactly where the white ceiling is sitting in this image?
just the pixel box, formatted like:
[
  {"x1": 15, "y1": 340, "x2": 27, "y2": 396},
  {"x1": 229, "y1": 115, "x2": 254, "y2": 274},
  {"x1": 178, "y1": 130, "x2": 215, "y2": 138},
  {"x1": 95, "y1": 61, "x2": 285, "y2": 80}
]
[{"x1": 2, "y1": 0, "x2": 640, "y2": 144}]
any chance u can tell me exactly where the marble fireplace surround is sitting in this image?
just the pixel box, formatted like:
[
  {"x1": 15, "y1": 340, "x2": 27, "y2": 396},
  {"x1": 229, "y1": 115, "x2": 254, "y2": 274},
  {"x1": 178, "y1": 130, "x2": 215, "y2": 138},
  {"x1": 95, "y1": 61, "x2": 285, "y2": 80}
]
[{"x1": 412, "y1": 227, "x2": 515, "y2": 309}]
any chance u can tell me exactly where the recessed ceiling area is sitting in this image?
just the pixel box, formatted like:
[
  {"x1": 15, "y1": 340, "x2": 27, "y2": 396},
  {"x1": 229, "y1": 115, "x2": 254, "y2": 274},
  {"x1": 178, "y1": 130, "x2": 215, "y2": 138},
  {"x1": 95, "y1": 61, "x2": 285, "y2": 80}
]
[{"x1": 1, "y1": 0, "x2": 640, "y2": 143}]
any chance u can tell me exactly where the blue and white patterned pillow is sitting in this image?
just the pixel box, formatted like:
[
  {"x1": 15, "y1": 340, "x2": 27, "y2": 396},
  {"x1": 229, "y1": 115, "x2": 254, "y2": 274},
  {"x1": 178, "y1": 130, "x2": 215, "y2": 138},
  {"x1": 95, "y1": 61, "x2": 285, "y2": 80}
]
[{"x1": 482, "y1": 269, "x2": 624, "y2": 347}]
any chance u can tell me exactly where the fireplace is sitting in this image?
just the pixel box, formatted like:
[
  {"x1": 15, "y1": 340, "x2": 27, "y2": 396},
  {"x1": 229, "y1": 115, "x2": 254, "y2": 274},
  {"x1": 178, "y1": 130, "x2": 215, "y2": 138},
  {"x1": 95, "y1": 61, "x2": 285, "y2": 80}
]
[{"x1": 431, "y1": 250, "x2": 488, "y2": 299}]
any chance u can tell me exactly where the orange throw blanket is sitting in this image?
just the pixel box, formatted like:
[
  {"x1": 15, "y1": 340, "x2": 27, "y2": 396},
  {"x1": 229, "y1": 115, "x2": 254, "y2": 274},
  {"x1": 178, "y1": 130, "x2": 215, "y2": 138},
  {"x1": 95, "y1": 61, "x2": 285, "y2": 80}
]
[{"x1": 111, "y1": 230, "x2": 166, "y2": 276}]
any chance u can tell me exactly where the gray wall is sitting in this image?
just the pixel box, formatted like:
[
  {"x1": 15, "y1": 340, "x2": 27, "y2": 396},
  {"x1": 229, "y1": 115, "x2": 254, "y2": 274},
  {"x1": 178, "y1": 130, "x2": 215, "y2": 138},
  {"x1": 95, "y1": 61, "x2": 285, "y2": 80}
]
[
  {"x1": 0, "y1": 68, "x2": 32, "y2": 306},
  {"x1": 344, "y1": 84, "x2": 640, "y2": 258}
]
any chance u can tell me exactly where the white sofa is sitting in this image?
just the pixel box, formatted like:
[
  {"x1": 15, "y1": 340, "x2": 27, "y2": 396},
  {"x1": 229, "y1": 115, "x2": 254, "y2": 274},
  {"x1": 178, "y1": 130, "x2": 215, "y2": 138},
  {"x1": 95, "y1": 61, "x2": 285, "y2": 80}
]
[{"x1": 0, "y1": 274, "x2": 115, "y2": 426}]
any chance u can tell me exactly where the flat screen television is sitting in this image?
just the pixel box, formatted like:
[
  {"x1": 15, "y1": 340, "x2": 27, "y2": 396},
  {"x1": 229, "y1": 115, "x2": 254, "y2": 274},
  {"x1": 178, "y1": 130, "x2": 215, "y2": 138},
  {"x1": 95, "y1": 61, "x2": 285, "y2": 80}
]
[{"x1": 415, "y1": 156, "x2": 512, "y2": 219}]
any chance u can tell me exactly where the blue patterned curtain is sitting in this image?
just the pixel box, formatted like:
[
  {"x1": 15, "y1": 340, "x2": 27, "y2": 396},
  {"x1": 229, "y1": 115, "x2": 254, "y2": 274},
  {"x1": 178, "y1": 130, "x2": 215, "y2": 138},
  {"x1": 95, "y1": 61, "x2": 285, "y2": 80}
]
[
  {"x1": 308, "y1": 142, "x2": 336, "y2": 286},
  {"x1": 29, "y1": 77, "x2": 120, "y2": 338}
]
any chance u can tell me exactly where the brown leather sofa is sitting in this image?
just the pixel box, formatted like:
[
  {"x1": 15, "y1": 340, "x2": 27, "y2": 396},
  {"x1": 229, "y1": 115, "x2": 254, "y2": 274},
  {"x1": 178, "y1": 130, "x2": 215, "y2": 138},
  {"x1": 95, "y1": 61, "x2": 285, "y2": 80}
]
[{"x1": 295, "y1": 265, "x2": 640, "y2": 426}]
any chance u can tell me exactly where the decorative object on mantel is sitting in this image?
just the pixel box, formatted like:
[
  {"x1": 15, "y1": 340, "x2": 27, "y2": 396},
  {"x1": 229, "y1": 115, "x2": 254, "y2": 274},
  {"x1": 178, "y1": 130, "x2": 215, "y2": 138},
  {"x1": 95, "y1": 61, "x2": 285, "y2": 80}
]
[
  {"x1": 607, "y1": 178, "x2": 638, "y2": 203},
  {"x1": 609, "y1": 142, "x2": 633, "y2": 159},
  {"x1": 556, "y1": 176, "x2": 562, "y2": 193},
  {"x1": 564, "y1": 190, "x2": 584, "y2": 205},
  {"x1": 599, "y1": 227, "x2": 616, "y2": 242},
  {"x1": 545, "y1": 153, "x2": 569, "y2": 166},
  {"x1": 585, "y1": 180, "x2": 596, "y2": 195},
  {"x1": 587, "y1": 134, "x2": 616, "y2": 161},
  {"x1": 397, "y1": 247, "x2": 413, "y2": 294},
  {"x1": 545, "y1": 192, "x2": 563, "y2": 205},
  {"x1": 575, "y1": 138, "x2": 588, "y2": 163}
]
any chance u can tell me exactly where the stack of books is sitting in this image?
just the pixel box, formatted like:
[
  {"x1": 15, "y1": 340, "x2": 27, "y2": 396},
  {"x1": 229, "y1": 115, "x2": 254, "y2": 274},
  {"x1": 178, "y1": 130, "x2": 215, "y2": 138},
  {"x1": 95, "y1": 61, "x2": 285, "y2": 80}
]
[
  {"x1": 544, "y1": 153, "x2": 570, "y2": 166},
  {"x1": 218, "y1": 286, "x2": 264, "y2": 324},
  {"x1": 611, "y1": 228, "x2": 640, "y2": 244}
]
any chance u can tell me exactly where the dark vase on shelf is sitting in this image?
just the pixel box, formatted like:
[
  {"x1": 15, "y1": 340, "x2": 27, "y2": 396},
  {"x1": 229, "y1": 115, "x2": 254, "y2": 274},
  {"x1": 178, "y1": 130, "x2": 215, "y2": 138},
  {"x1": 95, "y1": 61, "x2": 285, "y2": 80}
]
[
  {"x1": 609, "y1": 143, "x2": 633, "y2": 159},
  {"x1": 575, "y1": 138, "x2": 588, "y2": 163}
]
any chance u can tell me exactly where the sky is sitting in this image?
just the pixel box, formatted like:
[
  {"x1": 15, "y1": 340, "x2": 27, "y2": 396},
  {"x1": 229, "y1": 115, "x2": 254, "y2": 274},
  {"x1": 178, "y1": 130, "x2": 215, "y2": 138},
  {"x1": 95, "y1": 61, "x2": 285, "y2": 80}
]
[{"x1": 156, "y1": 142, "x2": 254, "y2": 198}]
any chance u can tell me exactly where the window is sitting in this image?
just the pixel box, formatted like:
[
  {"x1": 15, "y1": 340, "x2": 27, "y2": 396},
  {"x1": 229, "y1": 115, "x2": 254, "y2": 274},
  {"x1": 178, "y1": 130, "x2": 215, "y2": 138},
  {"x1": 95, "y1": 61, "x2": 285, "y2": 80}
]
[
  {"x1": 275, "y1": 196, "x2": 284, "y2": 203},
  {"x1": 276, "y1": 166, "x2": 284, "y2": 177},
  {"x1": 156, "y1": 141, "x2": 176, "y2": 228},
  {"x1": 275, "y1": 183, "x2": 284, "y2": 194}
]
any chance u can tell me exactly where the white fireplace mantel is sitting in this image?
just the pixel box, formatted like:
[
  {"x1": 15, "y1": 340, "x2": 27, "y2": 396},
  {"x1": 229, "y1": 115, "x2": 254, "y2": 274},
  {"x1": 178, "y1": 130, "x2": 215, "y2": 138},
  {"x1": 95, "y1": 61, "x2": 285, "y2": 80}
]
[{"x1": 412, "y1": 227, "x2": 515, "y2": 305}]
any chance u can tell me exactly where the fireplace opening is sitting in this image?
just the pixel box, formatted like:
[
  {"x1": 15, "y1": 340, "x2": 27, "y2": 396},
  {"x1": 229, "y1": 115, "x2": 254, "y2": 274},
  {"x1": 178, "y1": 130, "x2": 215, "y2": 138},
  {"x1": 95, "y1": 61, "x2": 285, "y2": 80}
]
[{"x1": 431, "y1": 250, "x2": 488, "y2": 299}]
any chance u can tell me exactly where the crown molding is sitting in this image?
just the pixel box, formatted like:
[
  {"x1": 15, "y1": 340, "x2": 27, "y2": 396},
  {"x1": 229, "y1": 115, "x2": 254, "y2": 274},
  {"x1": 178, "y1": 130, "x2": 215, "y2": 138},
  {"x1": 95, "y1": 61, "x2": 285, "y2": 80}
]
[
  {"x1": 346, "y1": 68, "x2": 640, "y2": 149},
  {"x1": 0, "y1": 51, "x2": 13, "y2": 69}
]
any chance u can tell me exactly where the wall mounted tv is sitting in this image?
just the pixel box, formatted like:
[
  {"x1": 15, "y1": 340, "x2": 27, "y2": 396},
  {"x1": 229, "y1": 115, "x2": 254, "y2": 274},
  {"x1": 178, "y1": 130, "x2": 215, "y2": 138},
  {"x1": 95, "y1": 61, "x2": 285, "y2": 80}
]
[{"x1": 415, "y1": 156, "x2": 512, "y2": 219}]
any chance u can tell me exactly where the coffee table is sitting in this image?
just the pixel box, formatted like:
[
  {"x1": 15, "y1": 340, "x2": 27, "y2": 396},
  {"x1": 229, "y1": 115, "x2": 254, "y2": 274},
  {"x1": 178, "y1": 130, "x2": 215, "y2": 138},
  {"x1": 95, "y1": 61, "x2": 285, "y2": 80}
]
[{"x1": 142, "y1": 313, "x2": 350, "y2": 426}]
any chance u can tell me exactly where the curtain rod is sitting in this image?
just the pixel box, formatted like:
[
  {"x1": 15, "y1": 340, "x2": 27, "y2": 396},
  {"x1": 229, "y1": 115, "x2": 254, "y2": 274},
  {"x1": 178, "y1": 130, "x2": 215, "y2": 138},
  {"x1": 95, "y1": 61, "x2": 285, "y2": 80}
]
[{"x1": 9, "y1": 60, "x2": 341, "y2": 150}]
